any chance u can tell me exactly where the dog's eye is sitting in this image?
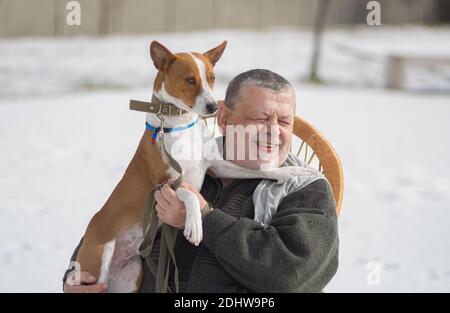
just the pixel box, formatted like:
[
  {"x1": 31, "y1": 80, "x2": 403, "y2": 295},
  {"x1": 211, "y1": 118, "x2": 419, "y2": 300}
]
[
  {"x1": 186, "y1": 78, "x2": 196, "y2": 85},
  {"x1": 210, "y1": 74, "x2": 215, "y2": 82}
]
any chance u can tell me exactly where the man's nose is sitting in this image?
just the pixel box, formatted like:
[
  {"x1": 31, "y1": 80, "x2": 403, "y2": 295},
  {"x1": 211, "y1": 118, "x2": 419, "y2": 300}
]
[
  {"x1": 267, "y1": 124, "x2": 281, "y2": 138},
  {"x1": 205, "y1": 102, "x2": 218, "y2": 114}
]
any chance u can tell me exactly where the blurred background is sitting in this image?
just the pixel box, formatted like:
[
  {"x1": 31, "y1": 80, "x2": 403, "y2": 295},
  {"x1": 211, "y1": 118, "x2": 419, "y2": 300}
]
[{"x1": 0, "y1": 0, "x2": 449, "y2": 292}]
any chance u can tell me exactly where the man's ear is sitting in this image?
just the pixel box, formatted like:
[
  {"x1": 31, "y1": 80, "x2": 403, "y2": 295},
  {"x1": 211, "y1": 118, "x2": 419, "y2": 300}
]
[
  {"x1": 217, "y1": 100, "x2": 230, "y2": 135},
  {"x1": 204, "y1": 41, "x2": 227, "y2": 66},
  {"x1": 150, "y1": 41, "x2": 176, "y2": 72}
]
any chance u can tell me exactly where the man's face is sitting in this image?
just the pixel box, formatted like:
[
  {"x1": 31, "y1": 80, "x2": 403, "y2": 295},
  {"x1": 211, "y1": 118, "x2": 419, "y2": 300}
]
[{"x1": 218, "y1": 84, "x2": 295, "y2": 170}]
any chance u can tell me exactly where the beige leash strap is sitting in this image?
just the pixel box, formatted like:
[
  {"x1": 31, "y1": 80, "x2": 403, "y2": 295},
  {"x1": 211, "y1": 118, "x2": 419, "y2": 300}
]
[
  {"x1": 130, "y1": 96, "x2": 187, "y2": 116},
  {"x1": 138, "y1": 114, "x2": 183, "y2": 293}
]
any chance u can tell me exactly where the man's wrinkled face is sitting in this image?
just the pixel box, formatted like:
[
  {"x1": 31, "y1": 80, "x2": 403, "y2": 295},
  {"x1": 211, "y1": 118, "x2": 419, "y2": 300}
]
[{"x1": 218, "y1": 84, "x2": 295, "y2": 170}]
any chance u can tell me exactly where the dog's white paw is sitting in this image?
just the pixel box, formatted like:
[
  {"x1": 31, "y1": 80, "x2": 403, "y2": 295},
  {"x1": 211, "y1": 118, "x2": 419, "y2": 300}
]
[
  {"x1": 183, "y1": 213, "x2": 203, "y2": 246},
  {"x1": 175, "y1": 187, "x2": 204, "y2": 246},
  {"x1": 289, "y1": 166, "x2": 313, "y2": 177}
]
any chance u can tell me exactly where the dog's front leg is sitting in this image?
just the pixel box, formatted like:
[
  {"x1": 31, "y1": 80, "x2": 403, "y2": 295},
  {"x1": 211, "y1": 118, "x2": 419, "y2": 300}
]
[
  {"x1": 208, "y1": 160, "x2": 312, "y2": 182},
  {"x1": 175, "y1": 188, "x2": 203, "y2": 246}
]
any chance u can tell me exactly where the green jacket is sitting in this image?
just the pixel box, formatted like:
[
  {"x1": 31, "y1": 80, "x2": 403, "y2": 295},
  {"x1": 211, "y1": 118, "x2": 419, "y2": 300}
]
[{"x1": 63, "y1": 174, "x2": 339, "y2": 292}]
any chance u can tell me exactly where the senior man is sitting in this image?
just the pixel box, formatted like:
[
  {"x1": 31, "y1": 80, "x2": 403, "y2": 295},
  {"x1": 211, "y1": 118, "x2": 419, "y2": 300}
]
[{"x1": 63, "y1": 69, "x2": 339, "y2": 293}]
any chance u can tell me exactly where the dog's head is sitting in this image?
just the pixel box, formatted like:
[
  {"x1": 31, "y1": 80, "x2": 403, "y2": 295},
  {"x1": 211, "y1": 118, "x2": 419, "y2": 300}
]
[{"x1": 150, "y1": 40, "x2": 227, "y2": 116}]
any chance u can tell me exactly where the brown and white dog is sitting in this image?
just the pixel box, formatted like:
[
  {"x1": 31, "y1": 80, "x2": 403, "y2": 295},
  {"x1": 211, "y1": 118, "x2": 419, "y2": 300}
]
[{"x1": 74, "y1": 41, "x2": 310, "y2": 292}]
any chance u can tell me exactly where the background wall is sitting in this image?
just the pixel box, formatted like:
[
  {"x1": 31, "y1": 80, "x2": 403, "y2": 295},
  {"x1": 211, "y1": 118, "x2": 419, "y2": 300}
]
[{"x1": 0, "y1": 0, "x2": 446, "y2": 37}]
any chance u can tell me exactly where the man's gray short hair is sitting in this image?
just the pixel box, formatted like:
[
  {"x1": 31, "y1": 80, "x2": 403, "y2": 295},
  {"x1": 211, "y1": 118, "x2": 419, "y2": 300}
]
[{"x1": 224, "y1": 69, "x2": 294, "y2": 109}]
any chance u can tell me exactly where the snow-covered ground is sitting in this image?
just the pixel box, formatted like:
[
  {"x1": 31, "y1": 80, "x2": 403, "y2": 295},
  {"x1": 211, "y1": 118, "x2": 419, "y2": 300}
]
[{"x1": 1, "y1": 26, "x2": 450, "y2": 292}]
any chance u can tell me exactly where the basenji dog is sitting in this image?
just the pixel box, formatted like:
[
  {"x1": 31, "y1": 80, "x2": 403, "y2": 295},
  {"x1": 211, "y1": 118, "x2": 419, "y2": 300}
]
[{"x1": 74, "y1": 41, "x2": 311, "y2": 292}]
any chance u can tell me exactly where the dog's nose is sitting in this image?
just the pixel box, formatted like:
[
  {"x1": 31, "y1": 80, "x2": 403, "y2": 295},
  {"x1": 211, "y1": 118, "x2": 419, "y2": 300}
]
[{"x1": 205, "y1": 102, "x2": 218, "y2": 114}]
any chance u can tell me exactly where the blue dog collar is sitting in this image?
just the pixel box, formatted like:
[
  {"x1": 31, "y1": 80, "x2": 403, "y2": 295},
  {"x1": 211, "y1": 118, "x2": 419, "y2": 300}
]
[{"x1": 145, "y1": 117, "x2": 200, "y2": 144}]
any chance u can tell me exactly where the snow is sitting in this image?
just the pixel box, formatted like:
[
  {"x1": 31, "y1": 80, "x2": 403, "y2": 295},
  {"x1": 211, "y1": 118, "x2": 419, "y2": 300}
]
[{"x1": 0, "y1": 26, "x2": 449, "y2": 292}]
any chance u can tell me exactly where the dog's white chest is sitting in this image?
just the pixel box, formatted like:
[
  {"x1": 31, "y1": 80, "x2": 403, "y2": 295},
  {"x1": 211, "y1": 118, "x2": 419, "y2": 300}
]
[{"x1": 161, "y1": 122, "x2": 208, "y2": 191}]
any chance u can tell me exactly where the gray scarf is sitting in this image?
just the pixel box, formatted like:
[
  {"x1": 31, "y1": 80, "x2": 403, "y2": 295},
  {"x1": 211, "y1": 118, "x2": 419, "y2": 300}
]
[{"x1": 252, "y1": 152, "x2": 326, "y2": 227}]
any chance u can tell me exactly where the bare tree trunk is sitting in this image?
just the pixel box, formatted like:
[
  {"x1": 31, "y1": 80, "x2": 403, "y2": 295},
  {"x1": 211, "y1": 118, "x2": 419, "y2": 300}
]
[{"x1": 308, "y1": 0, "x2": 330, "y2": 83}]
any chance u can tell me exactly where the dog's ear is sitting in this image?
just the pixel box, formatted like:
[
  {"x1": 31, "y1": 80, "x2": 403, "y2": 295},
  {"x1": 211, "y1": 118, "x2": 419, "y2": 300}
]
[
  {"x1": 150, "y1": 41, "x2": 176, "y2": 72},
  {"x1": 204, "y1": 41, "x2": 227, "y2": 66}
]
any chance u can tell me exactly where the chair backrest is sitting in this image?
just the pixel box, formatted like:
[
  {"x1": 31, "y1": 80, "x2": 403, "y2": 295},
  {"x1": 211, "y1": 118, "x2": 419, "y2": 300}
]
[
  {"x1": 292, "y1": 116, "x2": 343, "y2": 215},
  {"x1": 203, "y1": 109, "x2": 343, "y2": 216}
]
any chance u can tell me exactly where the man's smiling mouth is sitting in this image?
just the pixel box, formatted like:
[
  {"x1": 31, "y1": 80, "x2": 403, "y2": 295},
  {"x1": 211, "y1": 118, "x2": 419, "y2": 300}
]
[{"x1": 257, "y1": 141, "x2": 280, "y2": 153}]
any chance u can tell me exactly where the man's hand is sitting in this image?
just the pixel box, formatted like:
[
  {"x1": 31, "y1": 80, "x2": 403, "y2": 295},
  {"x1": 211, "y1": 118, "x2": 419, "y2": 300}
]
[
  {"x1": 63, "y1": 271, "x2": 107, "y2": 293},
  {"x1": 154, "y1": 179, "x2": 207, "y2": 229}
]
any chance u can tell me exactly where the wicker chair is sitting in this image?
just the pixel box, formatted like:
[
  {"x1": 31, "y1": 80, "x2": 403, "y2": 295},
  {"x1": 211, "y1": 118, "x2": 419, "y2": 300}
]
[
  {"x1": 203, "y1": 110, "x2": 344, "y2": 216},
  {"x1": 292, "y1": 115, "x2": 343, "y2": 215}
]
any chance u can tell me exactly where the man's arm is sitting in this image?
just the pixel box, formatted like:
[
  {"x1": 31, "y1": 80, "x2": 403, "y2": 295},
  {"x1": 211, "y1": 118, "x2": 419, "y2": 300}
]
[{"x1": 201, "y1": 179, "x2": 339, "y2": 293}]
